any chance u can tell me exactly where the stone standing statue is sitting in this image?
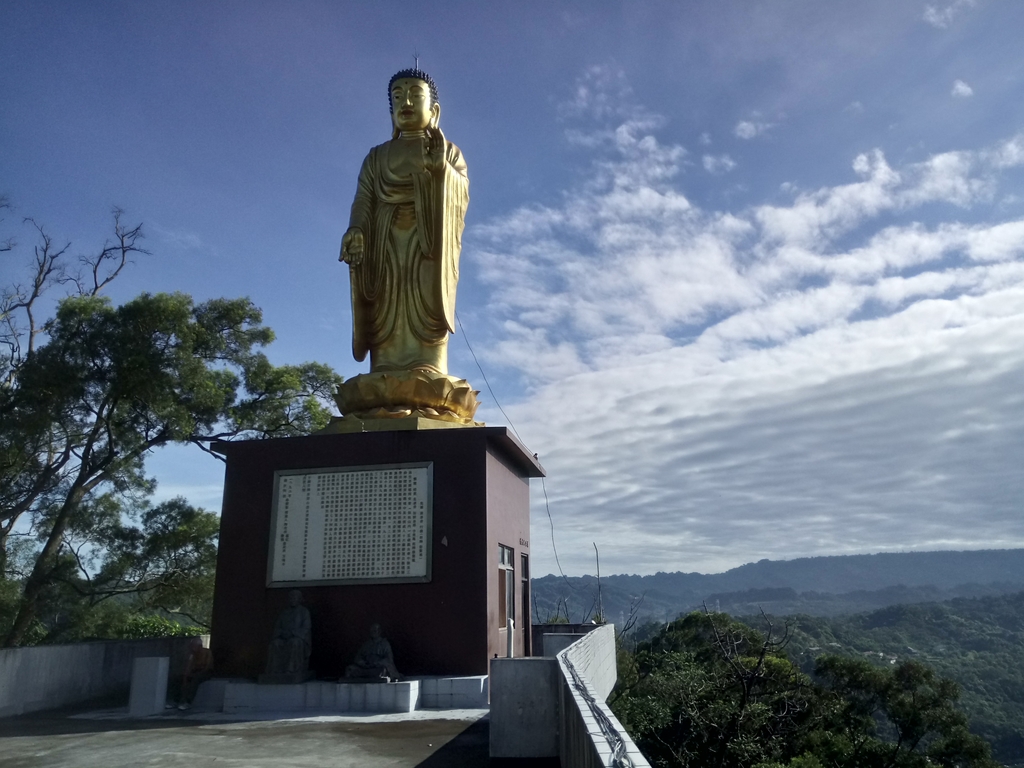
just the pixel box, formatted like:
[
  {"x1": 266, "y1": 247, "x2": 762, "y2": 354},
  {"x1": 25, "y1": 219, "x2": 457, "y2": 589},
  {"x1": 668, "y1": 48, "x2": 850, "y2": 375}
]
[
  {"x1": 333, "y1": 67, "x2": 480, "y2": 426},
  {"x1": 265, "y1": 589, "x2": 312, "y2": 678},
  {"x1": 345, "y1": 623, "x2": 402, "y2": 682}
]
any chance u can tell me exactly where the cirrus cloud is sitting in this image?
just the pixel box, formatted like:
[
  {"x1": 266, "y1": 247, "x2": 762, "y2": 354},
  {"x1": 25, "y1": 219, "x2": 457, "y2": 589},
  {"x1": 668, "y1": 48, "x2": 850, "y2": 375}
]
[
  {"x1": 924, "y1": 0, "x2": 976, "y2": 29},
  {"x1": 465, "y1": 73, "x2": 1024, "y2": 576}
]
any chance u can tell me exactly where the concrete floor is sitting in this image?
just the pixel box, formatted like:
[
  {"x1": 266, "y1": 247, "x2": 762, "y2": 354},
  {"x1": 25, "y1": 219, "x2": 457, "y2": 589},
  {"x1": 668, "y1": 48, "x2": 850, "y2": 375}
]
[{"x1": 0, "y1": 705, "x2": 500, "y2": 768}]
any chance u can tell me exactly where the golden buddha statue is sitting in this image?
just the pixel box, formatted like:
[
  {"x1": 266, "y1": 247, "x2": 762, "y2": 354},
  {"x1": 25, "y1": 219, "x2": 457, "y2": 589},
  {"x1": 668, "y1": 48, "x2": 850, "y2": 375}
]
[{"x1": 332, "y1": 68, "x2": 480, "y2": 427}]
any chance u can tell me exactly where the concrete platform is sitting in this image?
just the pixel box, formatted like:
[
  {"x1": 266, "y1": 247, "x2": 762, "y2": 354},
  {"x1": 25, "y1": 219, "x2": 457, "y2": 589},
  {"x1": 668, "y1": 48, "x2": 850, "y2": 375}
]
[{"x1": 0, "y1": 702, "x2": 497, "y2": 768}]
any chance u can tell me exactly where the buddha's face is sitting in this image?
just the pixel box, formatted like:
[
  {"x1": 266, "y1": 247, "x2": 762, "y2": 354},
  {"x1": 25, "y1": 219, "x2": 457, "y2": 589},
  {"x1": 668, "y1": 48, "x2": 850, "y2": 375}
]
[{"x1": 390, "y1": 78, "x2": 438, "y2": 133}]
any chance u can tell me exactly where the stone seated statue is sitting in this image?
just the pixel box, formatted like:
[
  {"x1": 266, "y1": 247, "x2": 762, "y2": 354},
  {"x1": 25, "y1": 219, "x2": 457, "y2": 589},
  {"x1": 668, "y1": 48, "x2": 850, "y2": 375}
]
[
  {"x1": 262, "y1": 589, "x2": 312, "y2": 682},
  {"x1": 345, "y1": 623, "x2": 401, "y2": 682}
]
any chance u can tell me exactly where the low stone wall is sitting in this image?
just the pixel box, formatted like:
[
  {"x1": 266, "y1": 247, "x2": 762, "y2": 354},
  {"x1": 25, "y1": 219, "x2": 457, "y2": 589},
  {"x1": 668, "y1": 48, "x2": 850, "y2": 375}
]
[
  {"x1": 0, "y1": 636, "x2": 202, "y2": 718},
  {"x1": 216, "y1": 675, "x2": 489, "y2": 715}
]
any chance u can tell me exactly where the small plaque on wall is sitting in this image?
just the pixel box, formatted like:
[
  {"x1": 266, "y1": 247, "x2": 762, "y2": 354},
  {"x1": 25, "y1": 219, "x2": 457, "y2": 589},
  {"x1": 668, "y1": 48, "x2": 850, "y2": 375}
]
[{"x1": 267, "y1": 462, "x2": 432, "y2": 586}]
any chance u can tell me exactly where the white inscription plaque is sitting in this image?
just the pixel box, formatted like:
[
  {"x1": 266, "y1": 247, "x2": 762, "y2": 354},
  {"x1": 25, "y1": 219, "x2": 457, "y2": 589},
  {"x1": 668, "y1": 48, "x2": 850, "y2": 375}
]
[{"x1": 267, "y1": 462, "x2": 432, "y2": 586}]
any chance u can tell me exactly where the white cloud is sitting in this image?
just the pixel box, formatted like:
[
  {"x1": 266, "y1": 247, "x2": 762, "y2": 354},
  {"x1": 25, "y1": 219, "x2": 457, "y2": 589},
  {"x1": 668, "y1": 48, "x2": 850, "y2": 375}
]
[
  {"x1": 923, "y1": 0, "x2": 976, "y2": 29},
  {"x1": 150, "y1": 222, "x2": 207, "y2": 251},
  {"x1": 985, "y1": 133, "x2": 1024, "y2": 169},
  {"x1": 703, "y1": 154, "x2": 737, "y2": 174},
  {"x1": 734, "y1": 120, "x2": 772, "y2": 140},
  {"x1": 558, "y1": 64, "x2": 635, "y2": 121},
  {"x1": 468, "y1": 91, "x2": 1024, "y2": 576},
  {"x1": 951, "y1": 79, "x2": 974, "y2": 98}
]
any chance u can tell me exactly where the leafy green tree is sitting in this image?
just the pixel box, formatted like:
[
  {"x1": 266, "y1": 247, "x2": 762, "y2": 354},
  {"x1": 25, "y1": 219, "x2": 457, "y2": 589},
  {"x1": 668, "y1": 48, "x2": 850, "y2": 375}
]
[
  {"x1": 1, "y1": 205, "x2": 145, "y2": 580},
  {"x1": 0, "y1": 208, "x2": 342, "y2": 646},
  {"x1": 805, "y1": 656, "x2": 997, "y2": 768},
  {"x1": 779, "y1": 594, "x2": 1024, "y2": 764},
  {"x1": 23, "y1": 495, "x2": 221, "y2": 641},
  {"x1": 612, "y1": 611, "x2": 823, "y2": 768}
]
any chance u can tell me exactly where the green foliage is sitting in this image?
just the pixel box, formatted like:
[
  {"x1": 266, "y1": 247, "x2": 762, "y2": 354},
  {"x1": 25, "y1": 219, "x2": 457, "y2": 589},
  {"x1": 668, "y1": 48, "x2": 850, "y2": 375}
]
[
  {"x1": 2, "y1": 496, "x2": 219, "y2": 644},
  {"x1": 95, "y1": 496, "x2": 220, "y2": 620},
  {"x1": 110, "y1": 614, "x2": 203, "y2": 640},
  {"x1": 612, "y1": 611, "x2": 998, "y2": 768},
  {"x1": 812, "y1": 655, "x2": 995, "y2": 768},
  {"x1": 612, "y1": 612, "x2": 825, "y2": 768}
]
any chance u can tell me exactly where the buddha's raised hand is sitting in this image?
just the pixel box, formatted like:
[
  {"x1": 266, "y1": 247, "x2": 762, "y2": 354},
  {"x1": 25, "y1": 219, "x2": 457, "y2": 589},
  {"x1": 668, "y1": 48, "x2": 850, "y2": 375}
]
[{"x1": 424, "y1": 127, "x2": 447, "y2": 174}]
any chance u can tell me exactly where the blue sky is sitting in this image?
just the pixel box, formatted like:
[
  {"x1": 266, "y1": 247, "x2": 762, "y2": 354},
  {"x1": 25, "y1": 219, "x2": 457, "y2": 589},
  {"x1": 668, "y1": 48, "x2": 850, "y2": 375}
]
[{"x1": 3, "y1": 0, "x2": 1023, "y2": 576}]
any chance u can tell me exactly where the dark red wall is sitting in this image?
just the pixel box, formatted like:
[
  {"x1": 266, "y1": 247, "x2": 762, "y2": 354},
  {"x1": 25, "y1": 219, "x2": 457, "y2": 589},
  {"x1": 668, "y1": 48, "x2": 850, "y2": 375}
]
[
  {"x1": 485, "y1": 447, "x2": 533, "y2": 659},
  {"x1": 209, "y1": 427, "x2": 543, "y2": 679}
]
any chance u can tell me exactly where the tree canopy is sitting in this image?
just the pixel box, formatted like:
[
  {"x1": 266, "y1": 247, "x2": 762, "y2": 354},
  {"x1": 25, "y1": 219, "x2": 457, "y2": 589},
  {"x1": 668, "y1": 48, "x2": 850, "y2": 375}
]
[
  {"x1": 612, "y1": 611, "x2": 997, "y2": 768},
  {"x1": 0, "y1": 206, "x2": 342, "y2": 646},
  {"x1": 778, "y1": 593, "x2": 1024, "y2": 765}
]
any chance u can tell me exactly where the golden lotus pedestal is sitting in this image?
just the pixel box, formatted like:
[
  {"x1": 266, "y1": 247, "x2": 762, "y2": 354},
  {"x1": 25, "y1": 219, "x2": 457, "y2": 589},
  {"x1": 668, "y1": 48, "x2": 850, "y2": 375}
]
[{"x1": 322, "y1": 370, "x2": 483, "y2": 433}]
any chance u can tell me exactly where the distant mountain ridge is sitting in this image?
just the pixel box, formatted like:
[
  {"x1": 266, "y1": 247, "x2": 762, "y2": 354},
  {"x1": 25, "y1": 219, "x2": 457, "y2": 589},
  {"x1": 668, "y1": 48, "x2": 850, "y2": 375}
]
[{"x1": 531, "y1": 548, "x2": 1024, "y2": 624}]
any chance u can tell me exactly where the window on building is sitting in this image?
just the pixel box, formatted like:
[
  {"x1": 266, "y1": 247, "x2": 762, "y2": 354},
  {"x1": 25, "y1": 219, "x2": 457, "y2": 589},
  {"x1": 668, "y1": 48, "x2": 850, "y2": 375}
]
[
  {"x1": 498, "y1": 544, "x2": 514, "y2": 628},
  {"x1": 521, "y1": 553, "x2": 530, "y2": 624}
]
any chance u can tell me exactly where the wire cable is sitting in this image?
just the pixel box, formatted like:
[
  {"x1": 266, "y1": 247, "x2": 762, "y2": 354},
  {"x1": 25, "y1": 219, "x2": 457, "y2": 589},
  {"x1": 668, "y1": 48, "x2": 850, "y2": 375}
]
[
  {"x1": 560, "y1": 647, "x2": 636, "y2": 767},
  {"x1": 456, "y1": 310, "x2": 577, "y2": 594},
  {"x1": 455, "y1": 311, "x2": 523, "y2": 444},
  {"x1": 542, "y1": 475, "x2": 576, "y2": 591}
]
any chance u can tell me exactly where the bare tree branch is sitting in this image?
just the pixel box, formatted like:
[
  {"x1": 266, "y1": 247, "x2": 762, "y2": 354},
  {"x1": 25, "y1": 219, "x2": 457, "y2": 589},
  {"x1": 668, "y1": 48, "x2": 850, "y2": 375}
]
[{"x1": 81, "y1": 208, "x2": 149, "y2": 295}]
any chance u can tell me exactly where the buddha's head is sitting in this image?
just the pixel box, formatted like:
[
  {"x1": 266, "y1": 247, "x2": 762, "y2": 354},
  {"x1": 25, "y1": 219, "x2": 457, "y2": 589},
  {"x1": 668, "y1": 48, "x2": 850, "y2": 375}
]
[
  {"x1": 388, "y1": 68, "x2": 440, "y2": 136},
  {"x1": 287, "y1": 589, "x2": 302, "y2": 607},
  {"x1": 369, "y1": 622, "x2": 381, "y2": 639}
]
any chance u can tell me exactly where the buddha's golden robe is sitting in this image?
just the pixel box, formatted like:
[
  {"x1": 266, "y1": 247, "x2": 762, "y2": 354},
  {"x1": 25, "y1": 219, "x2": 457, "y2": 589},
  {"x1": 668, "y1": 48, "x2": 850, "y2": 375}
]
[{"x1": 347, "y1": 137, "x2": 469, "y2": 374}]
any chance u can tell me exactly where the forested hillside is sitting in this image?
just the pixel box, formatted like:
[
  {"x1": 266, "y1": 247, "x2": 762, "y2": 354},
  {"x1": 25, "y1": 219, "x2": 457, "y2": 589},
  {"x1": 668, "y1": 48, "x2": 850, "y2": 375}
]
[
  {"x1": 615, "y1": 592, "x2": 1024, "y2": 766},
  {"x1": 532, "y1": 549, "x2": 1024, "y2": 624},
  {"x1": 613, "y1": 611, "x2": 1000, "y2": 768},
  {"x1": 774, "y1": 592, "x2": 1024, "y2": 765}
]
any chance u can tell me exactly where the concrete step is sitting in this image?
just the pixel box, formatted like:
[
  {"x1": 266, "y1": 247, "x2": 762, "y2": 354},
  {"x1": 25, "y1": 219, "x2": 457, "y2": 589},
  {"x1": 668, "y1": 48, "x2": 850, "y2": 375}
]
[{"x1": 207, "y1": 675, "x2": 489, "y2": 714}]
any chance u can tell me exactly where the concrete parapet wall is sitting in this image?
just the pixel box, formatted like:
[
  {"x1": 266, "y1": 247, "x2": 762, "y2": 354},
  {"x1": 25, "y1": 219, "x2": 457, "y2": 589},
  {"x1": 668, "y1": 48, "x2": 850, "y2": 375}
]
[
  {"x1": 491, "y1": 623, "x2": 650, "y2": 765},
  {"x1": 559, "y1": 624, "x2": 617, "y2": 701},
  {"x1": 557, "y1": 624, "x2": 650, "y2": 767},
  {"x1": 0, "y1": 636, "x2": 202, "y2": 718}
]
